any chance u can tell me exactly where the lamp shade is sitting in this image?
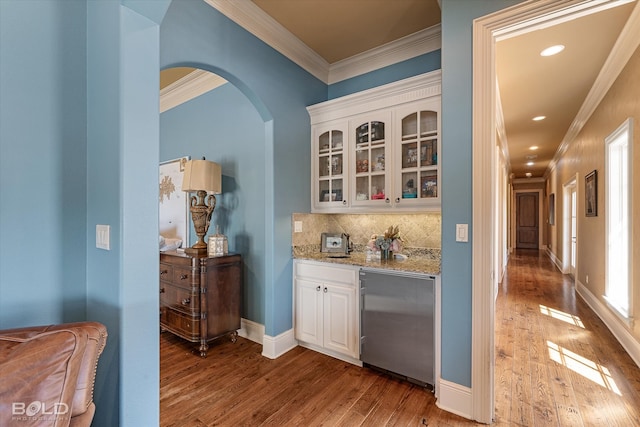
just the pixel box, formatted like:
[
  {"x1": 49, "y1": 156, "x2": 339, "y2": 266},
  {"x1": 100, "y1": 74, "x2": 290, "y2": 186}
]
[{"x1": 181, "y1": 159, "x2": 222, "y2": 193}]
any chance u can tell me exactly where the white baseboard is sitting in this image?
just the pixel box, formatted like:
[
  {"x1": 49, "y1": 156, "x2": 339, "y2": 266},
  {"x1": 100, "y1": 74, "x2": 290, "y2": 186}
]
[
  {"x1": 575, "y1": 281, "x2": 640, "y2": 368},
  {"x1": 261, "y1": 328, "x2": 298, "y2": 359},
  {"x1": 546, "y1": 247, "x2": 563, "y2": 272},
  {"x1": 238, "y1": 318, "x2": 264, "y2": 345},
  {"x1": 436, "y1": 378, "x2": 472, "y2": 421},
  {"x1": 238, "y1": 319, "x2": 298, "y2": 359}
]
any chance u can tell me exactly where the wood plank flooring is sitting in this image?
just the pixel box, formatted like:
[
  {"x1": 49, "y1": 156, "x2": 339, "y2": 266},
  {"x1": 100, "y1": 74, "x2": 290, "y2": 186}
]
[
  {"x1": 493, "y1": 250, "x2": 640, "y2": 426},
  {"x1": 161, "y1": 250, "x2": 640, "y2": 426}
]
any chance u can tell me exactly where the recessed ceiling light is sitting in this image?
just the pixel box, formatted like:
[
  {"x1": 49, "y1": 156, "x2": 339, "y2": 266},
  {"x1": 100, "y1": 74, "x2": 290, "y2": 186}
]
[
  {"x1": 540, "y1": 45, "x2": 565, "y2": 57},
  {"x1": 532, "y1": 116, "x2": 546, "y2": 121},
  {"x1": 526, "y1": 172, "x2": 532, "y2": 178},
  {"x1": 527, "y1": 161, "x2": 534, "y2": 166},
  {"x1": 530, "y1": 146, "x2": 539, "y2": 150}
]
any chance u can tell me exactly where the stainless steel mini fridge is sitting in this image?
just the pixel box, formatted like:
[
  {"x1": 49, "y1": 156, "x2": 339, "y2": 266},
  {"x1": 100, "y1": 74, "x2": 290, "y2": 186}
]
[{"x1": 360, "y1": 269, "x2": 435, "y2": 386}]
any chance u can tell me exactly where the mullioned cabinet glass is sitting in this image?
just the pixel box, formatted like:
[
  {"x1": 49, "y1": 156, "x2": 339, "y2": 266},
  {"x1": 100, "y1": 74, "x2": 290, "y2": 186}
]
[
  {"x1": 350, "y1": 112, "x2": 392, "y2": 208},
  {"x1": 394, "y1": 98, "x2": 440, "y2": 208},
  {"x1": 313, "y1": 122, "x2": 348, "y2": 210}
]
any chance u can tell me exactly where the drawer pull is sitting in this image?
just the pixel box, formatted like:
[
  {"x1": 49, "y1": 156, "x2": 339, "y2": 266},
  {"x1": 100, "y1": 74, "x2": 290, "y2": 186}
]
[
  {"x1": 316, "y1": 285, "x2": 321, "y2": 292},
  {"x1": 180, "y1": 274, "x2": 188, "y2": 280},
  {"x1": 181, "y1": 298, "x2": 191, "y2": 305},
  {"x1": 324, "y1": 287, "x2": 328, "y2": 293},
  {"x1": 160, "y1": 270, "x2": 168, "y2": 276},
  {"x1": 160, "y1": 287, "x2": 165, "y2": 294}
]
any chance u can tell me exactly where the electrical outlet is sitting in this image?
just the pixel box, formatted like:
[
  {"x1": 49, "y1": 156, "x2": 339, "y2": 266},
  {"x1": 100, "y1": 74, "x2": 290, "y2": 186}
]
[{"x1": 294, "y1": 221, "x2": 303, "y2": 233}]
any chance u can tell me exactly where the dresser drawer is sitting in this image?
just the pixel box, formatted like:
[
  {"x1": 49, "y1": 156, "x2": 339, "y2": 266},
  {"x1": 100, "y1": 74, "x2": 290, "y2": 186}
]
[
  {"x1": 172, "y1": 267, "x2": 198, "y2": 288},
  {"x1": 159, "y1": 262, "x2": 173, "y2": 283},
  {"x1": 160, "y1": 307, "x2": 200, "y2": 341},
  {"x1": 160, "y1": 284, "x2": 199, "y2": 315}
]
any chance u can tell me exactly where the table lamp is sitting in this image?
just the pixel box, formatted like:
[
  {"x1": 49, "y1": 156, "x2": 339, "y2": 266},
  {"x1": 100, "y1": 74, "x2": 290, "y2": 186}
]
[{"x1": 181, "y1": 158, "x2": 222, "y2": 255}]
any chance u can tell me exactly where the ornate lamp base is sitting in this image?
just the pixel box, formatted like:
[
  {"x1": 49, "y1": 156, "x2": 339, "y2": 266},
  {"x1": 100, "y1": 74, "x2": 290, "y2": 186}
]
[{"x1": 186, "y1": 190, "x2": 216, "y2": 256}]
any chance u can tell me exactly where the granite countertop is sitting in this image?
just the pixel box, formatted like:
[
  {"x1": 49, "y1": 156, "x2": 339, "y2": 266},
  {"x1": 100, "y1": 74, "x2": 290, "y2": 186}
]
[{"x1": 294, "y1": 251, "x2": 440, "y2": 275}]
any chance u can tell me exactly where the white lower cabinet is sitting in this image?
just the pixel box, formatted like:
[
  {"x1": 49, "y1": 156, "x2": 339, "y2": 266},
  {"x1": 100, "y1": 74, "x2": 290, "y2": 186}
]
[{"x1": 294, "y1": 260, "x2": 359, "y2": 363}]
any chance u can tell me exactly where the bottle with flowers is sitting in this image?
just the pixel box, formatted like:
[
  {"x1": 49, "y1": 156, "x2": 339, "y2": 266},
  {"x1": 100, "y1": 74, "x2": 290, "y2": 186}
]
[{"x1": 367, "y1": 225, "x2": 402, "y2": 261}]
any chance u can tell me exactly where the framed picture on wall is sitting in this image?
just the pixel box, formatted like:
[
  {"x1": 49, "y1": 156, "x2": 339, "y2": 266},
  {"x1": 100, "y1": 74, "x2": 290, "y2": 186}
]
[
  {"x1": 585, "y1": 170, "x2": 597, "y2": 217},
  {"x1": 548, "y1": 193, "x2": 555, "y2": 225},
  {"x1": 159, "y1": 156, "x2": 190, "y2": 247}
]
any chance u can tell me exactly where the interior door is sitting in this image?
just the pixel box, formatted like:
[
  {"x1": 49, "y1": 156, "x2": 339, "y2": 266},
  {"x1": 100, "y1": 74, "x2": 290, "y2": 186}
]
[{"x1": 516, "y1": 192, "x2": 539, "y2": 249}]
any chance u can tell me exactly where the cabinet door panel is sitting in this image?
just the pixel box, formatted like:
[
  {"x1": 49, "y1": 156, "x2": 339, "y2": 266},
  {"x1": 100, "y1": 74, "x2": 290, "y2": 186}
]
[
  {"x1": 394, "y1": 99, "x2": 440, "y2": 209},
  {"x1": 313, "y1": 122, "x2": 349, "y2": 211},
  {"x1": 295, "y1": 279, "x2": 323, "y2": 346},
  {"x1": 323, "y1": 285, "x2": 357, "y2": 358},
  {"x1": 350, "y1": 112, "x2": 392, "y2": 208}
]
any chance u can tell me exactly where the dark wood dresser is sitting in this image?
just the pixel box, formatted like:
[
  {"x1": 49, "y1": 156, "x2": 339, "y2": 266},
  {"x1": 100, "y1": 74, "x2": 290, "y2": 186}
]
[{"x1": 160, "y1": 251, "x2": 242, "y2": 357}]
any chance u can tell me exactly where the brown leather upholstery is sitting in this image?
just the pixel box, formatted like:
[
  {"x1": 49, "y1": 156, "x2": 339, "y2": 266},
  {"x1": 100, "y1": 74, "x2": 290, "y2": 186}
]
[{"x1": 0, "y1": 322, "x2": 107, "y2": 427}]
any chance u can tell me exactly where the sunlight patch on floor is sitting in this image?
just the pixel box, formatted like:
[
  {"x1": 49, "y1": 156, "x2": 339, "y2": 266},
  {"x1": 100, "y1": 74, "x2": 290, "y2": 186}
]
[
  {"x1": 540, "y1": 304, "x2": 585, "y2": 328},
  {"x1": 547, "y1": 341, "x2": 621, "y2": 396}
]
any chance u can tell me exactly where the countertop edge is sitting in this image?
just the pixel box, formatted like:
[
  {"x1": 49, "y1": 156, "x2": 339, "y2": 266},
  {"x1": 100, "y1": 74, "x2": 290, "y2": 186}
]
[{"x1": 293, "y1": 253, "x2": 440, "y2": 276}]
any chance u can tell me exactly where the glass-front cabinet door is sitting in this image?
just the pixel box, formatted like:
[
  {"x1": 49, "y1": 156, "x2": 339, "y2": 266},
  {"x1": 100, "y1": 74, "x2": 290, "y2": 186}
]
[
  {"x1": 394, "y1": 99, "x2": 440, "y2": 208},
  {"x1": 350, "y1": 112, "x2": 391, "y2": 208},
  {"x1": 313, "y1": 122, "x2": 348, "y2": 210}
]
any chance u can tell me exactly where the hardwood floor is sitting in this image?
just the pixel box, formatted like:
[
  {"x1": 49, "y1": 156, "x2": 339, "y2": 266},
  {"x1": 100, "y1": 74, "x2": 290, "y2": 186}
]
[
  {"x1": 494, "y1": 250, "x2": 640, "y2": 426},
  {"x1": 161, "y1": 250, "x2": 640, "y2": 426}
]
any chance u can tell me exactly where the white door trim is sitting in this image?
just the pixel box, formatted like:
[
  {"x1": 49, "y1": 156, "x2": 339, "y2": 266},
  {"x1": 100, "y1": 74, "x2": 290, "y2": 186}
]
[
  {"x1": 562, "y1": 175, "x2": 578, "y2": 275},
  {"x1": 471, "y1": 0, "x2": 628, "y2": 423}
]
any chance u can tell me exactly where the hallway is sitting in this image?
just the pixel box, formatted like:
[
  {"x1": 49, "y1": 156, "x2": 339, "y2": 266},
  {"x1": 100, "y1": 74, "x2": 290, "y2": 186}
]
[{"x1": 494, "y1": 249, "x2": 640, "y2": 426}]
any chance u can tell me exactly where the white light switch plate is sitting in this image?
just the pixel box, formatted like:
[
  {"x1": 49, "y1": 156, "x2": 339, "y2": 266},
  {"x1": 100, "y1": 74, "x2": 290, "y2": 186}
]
[
  {"x1": 96, "y1": 224, "x2": 110, "y2": 250},
  {"x1": 456, "y1": 224, "x2": 468, "y2": 242},
  {"x1": 294, "y1": 221, "x2": 303, "y2": 233}
]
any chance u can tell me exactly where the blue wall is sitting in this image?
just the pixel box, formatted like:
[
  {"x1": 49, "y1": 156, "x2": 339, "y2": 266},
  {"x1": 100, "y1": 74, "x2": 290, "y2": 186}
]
[
  {"x1": 0, "y1": 0, "x2": 87, "y2": 328},
  {"x1": 160, "y1": 0, "x2": 327, "y2": 337},
  {"x1": 328, "y1": 51, "x2": 441, "y2": 99},
  {"x1": 86, "y1": 1, "x2": 169, "y2": 425},
  {"x1": 440, "y1": 0, "x2": 522, "y2": 387},
  {"x1": 161, "y1": 83, "x2": 266, "y2": 324}
]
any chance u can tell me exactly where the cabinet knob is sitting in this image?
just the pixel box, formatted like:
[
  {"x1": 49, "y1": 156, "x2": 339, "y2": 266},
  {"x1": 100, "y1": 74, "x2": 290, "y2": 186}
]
[
  {"x1": 324, "y1": 287, "x2": 328, "y2": 293},
  {"x1": 342, "y1": 200, "x2": 347, "y2": 205},
  {"x1": 159, "y1": 287, "x2": 165, "y2": 294},
  {"x1": 181, "y1": 298, "x2": 190, "y2": 305},
  {"x1": 385, "y1": 198, "x2": 390, "y2": 203},
  {"x1": 180, "y1": 274, "x2": 188, "y2": 280},
  {"x1": 160, "y1": 270, "x2": 168, "y2": 276},
  {"x1": 316, "y1": 285, "x2": 321, "y2": 292},
  {"x1": 395, "y1": 197, "x2": 400, "y2": 203}
]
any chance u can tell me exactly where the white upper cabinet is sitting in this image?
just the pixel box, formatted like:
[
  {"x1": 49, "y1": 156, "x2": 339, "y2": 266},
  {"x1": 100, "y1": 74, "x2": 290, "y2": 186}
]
[
  {"x1": 350, "y1": 111, "x2": 392, "y2": 209},
  {"x1": 312, "y1": 121, "x2": 349, "y2": 209},
  {"x1": 392, "y1": 98, "x2": 441, "y2": 209},
  {"x1": 307, "y1": 71, "x2": 441, "y2": 213}
]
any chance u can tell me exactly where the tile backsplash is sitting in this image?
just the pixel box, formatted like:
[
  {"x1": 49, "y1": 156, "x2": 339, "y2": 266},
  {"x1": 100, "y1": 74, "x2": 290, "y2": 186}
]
[{"x1": 292, "y1": 212, "x2": 441, "y2": 257}]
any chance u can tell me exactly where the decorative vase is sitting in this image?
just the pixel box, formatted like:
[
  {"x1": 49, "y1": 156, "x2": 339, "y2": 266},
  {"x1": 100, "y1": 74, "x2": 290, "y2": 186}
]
[{"x1": 381, "y1": 249, "x2": 393, "y2": 262}]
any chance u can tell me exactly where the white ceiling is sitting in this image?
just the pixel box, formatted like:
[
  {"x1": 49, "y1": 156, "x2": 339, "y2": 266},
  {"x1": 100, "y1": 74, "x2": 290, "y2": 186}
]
[{"x1": 163, "y1": 0, "x2": 637, "y2": 180}]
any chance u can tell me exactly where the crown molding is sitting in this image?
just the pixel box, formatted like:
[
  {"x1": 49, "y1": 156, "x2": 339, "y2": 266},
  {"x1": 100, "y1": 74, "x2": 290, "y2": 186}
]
[
  {"x1": 549, "y1": 0, "x2": 640, "y2": 173},
  {"x1": 328, "y1": 25, "x2": 441, "y2": 84},
  {"x1": 204, "y1": 0, "x2": 441, "y2": 85},
  {"x1": 203, "y1": 0, "x2": 329, "y2": 82},
  {"x1": 307, "y1": 70, "x2": 441, "y2": 125},
  {"x1": 160, "y1": 69, "x2": 227, "y2": 112}
]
